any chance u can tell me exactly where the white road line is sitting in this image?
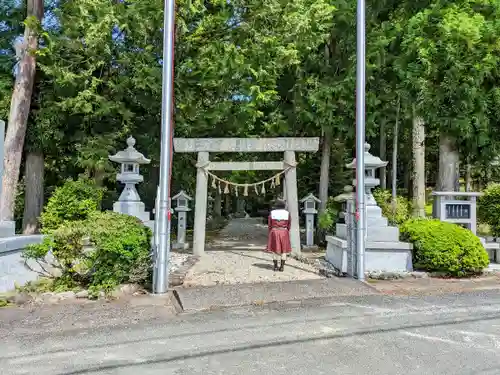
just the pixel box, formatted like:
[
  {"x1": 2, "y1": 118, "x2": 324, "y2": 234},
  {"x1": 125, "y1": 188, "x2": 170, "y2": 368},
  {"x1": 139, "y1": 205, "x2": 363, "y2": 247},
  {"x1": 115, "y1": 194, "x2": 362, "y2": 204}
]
[
  {"x1": 402, "y1": 331, "x2": 466, "y2": 345},
  {"x1": 455, "y1": 331, "x2": 500, "y2": 348},
  {"x1": 401, "y1": 331, "x2": 498, "y2": 353},
  {"x1": 342, "y1": 303, "x2": 394, "y2": 312}
]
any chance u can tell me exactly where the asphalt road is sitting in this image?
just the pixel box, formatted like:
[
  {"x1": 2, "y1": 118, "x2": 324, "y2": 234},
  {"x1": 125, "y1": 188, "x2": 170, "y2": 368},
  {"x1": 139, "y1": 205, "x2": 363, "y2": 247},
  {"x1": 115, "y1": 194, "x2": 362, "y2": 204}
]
[{"x1": 2, "y1": 291, "x2": 500, "y2": 375}]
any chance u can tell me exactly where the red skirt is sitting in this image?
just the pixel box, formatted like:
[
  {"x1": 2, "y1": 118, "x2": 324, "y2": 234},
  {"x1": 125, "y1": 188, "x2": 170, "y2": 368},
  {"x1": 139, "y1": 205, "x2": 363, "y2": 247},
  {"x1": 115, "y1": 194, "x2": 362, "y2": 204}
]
[{"x1": 266, "y1": 228, "x2": 292, "y2": 254}]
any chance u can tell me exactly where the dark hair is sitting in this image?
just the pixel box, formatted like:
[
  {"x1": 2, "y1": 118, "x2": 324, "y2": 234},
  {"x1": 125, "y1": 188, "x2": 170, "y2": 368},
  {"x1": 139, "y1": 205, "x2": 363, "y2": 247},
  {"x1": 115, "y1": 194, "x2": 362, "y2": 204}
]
[{"x1": 273, "y1": 199, "x2": 286, "y2": 210}]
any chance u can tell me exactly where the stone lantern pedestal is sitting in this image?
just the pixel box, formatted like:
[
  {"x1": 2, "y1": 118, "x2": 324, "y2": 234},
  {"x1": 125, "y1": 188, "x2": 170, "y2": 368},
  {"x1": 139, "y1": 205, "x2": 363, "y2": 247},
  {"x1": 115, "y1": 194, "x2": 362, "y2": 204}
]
[
  {"x1": 109, "y1": 137, "x2": 153, "y2": 229},
  {"x1": 300, "y1": 193, "x2": 320, "y2": 251},
  {"x1": 334, "y1": 186, "x2": 354, "y2": 224},
  {"x1": 172, "y1": 191, "x2": 192, "y2": 250},
  {"x1": 325, "y1": 143, "x2": 413, "y2": 276}
]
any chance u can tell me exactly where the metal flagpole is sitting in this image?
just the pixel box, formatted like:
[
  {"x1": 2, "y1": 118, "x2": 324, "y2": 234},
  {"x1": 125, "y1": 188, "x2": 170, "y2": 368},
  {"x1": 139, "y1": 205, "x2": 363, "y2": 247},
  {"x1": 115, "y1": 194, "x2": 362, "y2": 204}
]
[
  {"x1": 355, "y1": 0, "x2": 366, "y2": 280},
  {"x1": 153, "y1": 0, "x2": 176, "y2": 294}
]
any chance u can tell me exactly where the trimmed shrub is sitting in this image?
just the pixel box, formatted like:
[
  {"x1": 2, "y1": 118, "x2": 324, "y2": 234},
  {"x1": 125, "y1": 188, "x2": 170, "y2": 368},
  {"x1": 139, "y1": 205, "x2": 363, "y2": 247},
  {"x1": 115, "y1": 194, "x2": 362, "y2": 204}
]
[
  {"x1": 373, "y1": 189, "x2": 411, "y2": 225},
  {"x1": 318, "y1": 197, "x2": 340, "y2": 233},
  {"x1": 40, "y1": 178, "x2": 103, "y2": 233},
  {"x1": 400, "y1": 218, "x2": 489, "y2": 276},
  {"x1": 24, "y1": 211, "x2": 151, "y2": 296},
  {"x1": 478, "y1": 183, "x2": 500, "y2": 237}
]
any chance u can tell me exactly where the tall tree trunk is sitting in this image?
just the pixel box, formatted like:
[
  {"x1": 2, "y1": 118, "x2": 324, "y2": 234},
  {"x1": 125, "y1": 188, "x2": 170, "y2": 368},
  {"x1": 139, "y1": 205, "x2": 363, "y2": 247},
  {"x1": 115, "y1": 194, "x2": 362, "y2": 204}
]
[
  {"x1": 318, "y1": 129, "x2": 332, "y2": 213},
  {"x1": 465, "y1": 160, "x2": 472, "y2": 192},
  {"x1": 318, "y1": 39, "x2": 331, "y2": 215},
  {"x1": 214, "y1": 190, "x2": 222, "y2": 217},
  {"x1": 224, "y1": 194, "x2": 231, "y2": 216},
  {"x1": 0, "y1": 0, "x2": 44, "y2": 221},
  {"x1": 391, "y1": 97, "x2": 400, "y2": 213},
  {"x1": 379, "y1": 120, "x2": 387, "y2": 189},
  {"x1": 22, "y1": 151, "x2": 44, "y2": 234},
  {"x1": 412, "y1": 113, "x2": 426, "y2": 217},
  {"x1": 93, "y1": 169, "x2": 106, "y2": 187},
  {"x1": 437, "y1": 134, "x2": 460, "y2": 192}
]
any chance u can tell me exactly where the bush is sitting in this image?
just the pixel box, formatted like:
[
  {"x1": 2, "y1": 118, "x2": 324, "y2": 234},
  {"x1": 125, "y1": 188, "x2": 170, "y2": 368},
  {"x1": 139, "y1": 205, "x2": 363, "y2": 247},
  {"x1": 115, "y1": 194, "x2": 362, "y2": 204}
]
[
  {"x1": 40, "y1": 178, "x2": 103, "y2": 233},
  {"x1": 318, "y1": 197, "x2": 340, "y2": 233},
  {"x1": 478, "y1": 183, "x2": 500, "y2": 237},
  {"x1": 25, "y1": 211, "x2": 152, "y2": 296},
  {"x1": 373, "y1": 189, "x2": 411, "y2": 226},
  {"x1": 401, "y1": 218, "x2": 489, "y2": 276}
]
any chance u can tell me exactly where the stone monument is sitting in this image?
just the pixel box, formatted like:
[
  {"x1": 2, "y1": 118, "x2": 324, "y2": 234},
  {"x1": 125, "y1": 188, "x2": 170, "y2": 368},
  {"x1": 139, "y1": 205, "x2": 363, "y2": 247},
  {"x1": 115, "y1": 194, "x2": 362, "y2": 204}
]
[
  {"x1": 172, "y1": 190, "x2": 192, "y2": 250},
  {"x1": 109, "y1": 137, "x2": 153, "y2": 229},
  {"x1": 173, "y1": 138, "x2": 320, "y2": 256},
  {"x1": 431, "y1": 191, "x2": 481, "y2": 234},
  {"x1": 300, "y1": 193, "x2": 320, "y2": 250},
  {"x1": 325, "y1": 143, "x2": 413, "y2": 276},
  {"x1": 431, "y1": 190, "x2": 500, "y2": 263}
]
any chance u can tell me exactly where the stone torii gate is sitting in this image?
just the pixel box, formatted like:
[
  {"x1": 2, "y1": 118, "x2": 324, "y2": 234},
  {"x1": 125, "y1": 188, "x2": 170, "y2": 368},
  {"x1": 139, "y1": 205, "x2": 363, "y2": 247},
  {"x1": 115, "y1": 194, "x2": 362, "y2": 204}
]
[{"x1": 173, "y1": 138, "x2": 320, "y2": 256}]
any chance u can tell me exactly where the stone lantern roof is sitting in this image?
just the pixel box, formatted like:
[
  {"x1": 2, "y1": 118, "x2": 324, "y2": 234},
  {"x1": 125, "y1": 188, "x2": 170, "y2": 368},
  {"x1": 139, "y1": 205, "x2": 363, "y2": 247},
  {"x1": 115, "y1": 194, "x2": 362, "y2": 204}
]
[
  {"x1": 172, "y1": 190, "x2": 193, "y2": 202},
  {"x1": 345, "y1": 143, "x2": 388, "y2": 169},
  {"x1": 109, "y1": 136, "x2": 151, "y2": 164},
  {"x1": 334, "y1": 185, "x2": 354, "y2": 202},
  {"x1": 300, "y1": 193, "x2": 320, "y2": 203}
]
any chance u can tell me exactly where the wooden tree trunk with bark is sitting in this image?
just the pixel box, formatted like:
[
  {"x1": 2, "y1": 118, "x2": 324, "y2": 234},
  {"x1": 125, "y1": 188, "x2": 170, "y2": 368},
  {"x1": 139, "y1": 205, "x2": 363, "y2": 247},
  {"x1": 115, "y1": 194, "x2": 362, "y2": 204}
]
[
  {"x1": 214, "y1": 190, "x2": 222, "y2": 217},
  {"x1": 465, "y1": 162, "x2": 472, "y2": 192},
  {"x1": 391, "y1": 98, "x2": 400, "y2": 211},
  {"x1": 412, "y1": 115, "x2": 426, "y2": 217},
  {"x1": 22, "y1": 151, "x2": 44, "y2": 234},
  {"x1": 318, "y1": 129, "x2": 332, "y2": 213},
  {"x1": 437, "y1": 134, "x2": 460, "y2": 192},
  {"x1": 0, "y1": 0, "x2": 44, "y2": 221},
  {"x1": 379, "y1": 120, "x2": 387, "y2": 189}
]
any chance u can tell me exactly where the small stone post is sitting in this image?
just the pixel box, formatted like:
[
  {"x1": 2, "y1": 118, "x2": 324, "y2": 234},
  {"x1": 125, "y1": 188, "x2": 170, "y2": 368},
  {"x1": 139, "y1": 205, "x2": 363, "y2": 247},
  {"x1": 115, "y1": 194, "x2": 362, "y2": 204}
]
[
  {"x1": 300, "y1": 193, "x2": 320, "y2": 250},
  {"x1": 172, "y1": 191, "x2": 192, "y2": 250},
  {"x1": 109, "y1": 137, "x2": 153, "y2": 228}
]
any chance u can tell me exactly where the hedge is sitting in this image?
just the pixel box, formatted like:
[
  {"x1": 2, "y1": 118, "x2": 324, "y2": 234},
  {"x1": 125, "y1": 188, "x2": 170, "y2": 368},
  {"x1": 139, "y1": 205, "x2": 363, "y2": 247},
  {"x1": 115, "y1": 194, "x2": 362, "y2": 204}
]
[{"x1": 400, "y1": 218, "x2": 489, "y2": 276}]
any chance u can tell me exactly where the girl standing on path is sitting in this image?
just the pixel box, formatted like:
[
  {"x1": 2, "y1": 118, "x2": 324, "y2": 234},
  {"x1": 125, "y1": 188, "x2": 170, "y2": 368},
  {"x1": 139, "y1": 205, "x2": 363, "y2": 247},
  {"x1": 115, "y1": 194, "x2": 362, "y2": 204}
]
[{"x1": 266, "y1": 199, "x2": 292, "y2": 272}]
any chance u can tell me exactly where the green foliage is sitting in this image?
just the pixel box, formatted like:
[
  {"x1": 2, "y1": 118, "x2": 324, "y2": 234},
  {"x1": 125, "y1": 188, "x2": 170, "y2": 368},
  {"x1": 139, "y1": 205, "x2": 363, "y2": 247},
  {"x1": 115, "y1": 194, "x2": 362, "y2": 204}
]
[
  {"x1": 401, "y1": 219, "x2": 489, "y2": 276},
  {"x1": 39, "y1": 178, "x2": 103, "y2": 232},
  {"x1": 373, "y1": 189, "x2": 411, "y2": 225},
  {"x1": 478, "y1": 183, "x2": 500, "y2": 237},
  {"x1": 318, "y1": 197, "x2": 340, "y2": 233},
  {"x1": 24, "y1": 211, "x2": 151, "y2": 297},
  {"x1": 4, "y1": 0, "x2": 500, "y2": 233}
]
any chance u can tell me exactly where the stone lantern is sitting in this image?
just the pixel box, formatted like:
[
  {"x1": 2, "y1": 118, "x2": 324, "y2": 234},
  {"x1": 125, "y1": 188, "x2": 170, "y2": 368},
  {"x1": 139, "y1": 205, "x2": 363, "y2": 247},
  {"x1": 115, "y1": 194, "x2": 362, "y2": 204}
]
[
  {"x1": 109, "y1": 136, "x2": 152, "y2": 226},
  {"x1": 300, "y1": 193, "x2": 320, "y2": 248},
  {"x1": 334, "y1": 185, "x2": 354, "y2": 205},
  {"x1": 172, "y1": 191, "x2": 192, "y2": 250},
  {"x1": 346, "y1": 143, "x2": 388, "y2": 209},
  {"x1": 325, "y1": 143, "x2": 413, "y2": 276},
  {"x1": 334, "y1": 185, "x2": 354, "y2": 224}
]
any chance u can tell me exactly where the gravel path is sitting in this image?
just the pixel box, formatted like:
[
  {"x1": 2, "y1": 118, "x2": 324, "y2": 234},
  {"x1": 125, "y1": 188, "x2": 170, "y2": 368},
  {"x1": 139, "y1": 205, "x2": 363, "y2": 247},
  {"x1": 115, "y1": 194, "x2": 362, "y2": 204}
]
[{"x1": 183, "y1": 218, "x2": 324, "y2": 286}]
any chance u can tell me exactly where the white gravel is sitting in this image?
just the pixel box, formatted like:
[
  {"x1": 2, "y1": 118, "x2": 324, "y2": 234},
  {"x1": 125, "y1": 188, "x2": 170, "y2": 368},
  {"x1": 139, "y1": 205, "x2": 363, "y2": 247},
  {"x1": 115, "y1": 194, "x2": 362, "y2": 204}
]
[{"x1": 183, "y1": 218, "x2": 324, "y2": 287}]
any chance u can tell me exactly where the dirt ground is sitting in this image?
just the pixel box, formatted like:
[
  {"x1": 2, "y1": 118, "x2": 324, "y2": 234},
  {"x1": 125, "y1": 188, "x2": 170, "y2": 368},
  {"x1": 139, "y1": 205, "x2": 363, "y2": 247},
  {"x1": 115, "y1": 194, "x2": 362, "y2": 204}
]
[{"x1": 368, "y1": 274, "x2": 500, "y2": 295}]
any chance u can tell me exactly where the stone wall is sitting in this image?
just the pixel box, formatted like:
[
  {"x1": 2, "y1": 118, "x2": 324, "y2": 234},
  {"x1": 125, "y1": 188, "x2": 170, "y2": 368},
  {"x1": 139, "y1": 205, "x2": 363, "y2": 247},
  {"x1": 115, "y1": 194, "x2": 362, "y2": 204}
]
[{"x1": 0, "y1": 235, "x2": 45, "y2": 293}]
